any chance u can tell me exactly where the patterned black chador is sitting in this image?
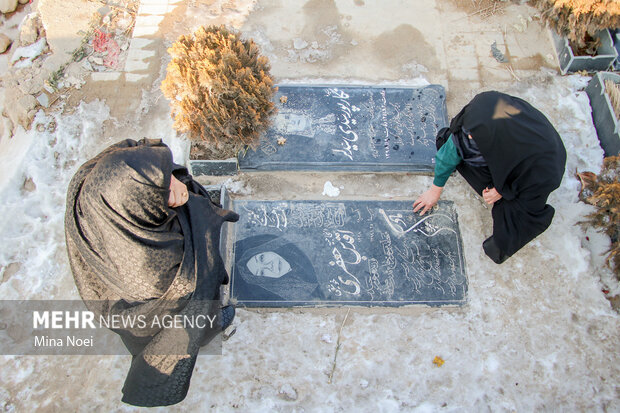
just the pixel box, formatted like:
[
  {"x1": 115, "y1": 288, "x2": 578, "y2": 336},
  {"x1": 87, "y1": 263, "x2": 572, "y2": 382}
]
[{"x1": 65, "y1": 138, "x2": 238, "y2": 406}]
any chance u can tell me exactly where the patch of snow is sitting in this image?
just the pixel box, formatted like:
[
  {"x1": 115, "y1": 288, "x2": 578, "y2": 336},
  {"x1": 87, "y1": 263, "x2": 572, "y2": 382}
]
[
  {"x1": 10, "y1": 37, "x2": 46, "y2": 68},
  {"x1": 0, "y1": 100, "x2": 110, "y2": 300},
  {"x1": 322, "y1": 181, "x2": 340, "y2": 197},
  {"x1": 293, "y1": 38, "x2": 308, "y2": 50},
  {"x1": 0, "y1": 124, "x2": 34, "y2": 194},
  {"x1": 277, "y1": 383, "x2": 297, "y2": 401},
  {"x1": 223, "y1": 178, "x2": 252, "y2": 195}
]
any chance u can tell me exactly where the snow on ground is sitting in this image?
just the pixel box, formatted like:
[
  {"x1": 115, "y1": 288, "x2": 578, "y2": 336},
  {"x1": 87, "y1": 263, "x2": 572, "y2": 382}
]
[{"x1": 0, "y1": 68, "x2": 618, "y2": 411}]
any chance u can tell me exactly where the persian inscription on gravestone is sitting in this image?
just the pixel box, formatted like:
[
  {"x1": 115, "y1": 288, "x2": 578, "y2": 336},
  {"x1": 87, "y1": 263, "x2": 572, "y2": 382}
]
[
  {"x1": 238, "y1": 85, "x2": 448, "y2": 172},
  {"x1": 229, "y1": 200, "x2": 467, "y2": 307}
]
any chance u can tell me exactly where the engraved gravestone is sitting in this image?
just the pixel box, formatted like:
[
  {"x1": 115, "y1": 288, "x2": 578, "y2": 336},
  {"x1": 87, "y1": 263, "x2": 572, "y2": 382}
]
[
  {"x1": 228, "y1": 200, "x2": 467, "y2": 307},
  {"x1": 237, "y1": 85, "x2": 448, "y2": 172}
]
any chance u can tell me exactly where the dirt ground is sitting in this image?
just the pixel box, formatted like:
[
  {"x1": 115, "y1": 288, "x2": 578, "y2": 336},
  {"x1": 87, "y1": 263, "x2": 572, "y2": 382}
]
[{"x1": 33, "y1": 0, "x2": 557, "y2": 140}]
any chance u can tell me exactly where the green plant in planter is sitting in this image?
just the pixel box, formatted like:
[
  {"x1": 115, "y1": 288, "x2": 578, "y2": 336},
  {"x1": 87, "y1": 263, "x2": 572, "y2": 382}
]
[
  {"x1": 531, "y1": 0, "x2": 620, "y2": 53},
  {"x1": 578, "y1": 155, "x2": 620, "y2": 279},
  {"x1": 161, "y1": 25, "x2": 276, "y2": 156}
]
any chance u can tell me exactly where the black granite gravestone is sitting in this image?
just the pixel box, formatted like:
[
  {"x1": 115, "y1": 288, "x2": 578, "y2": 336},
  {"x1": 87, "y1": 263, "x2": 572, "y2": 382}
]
[
  {"x1": 228, "y1": 199, "x2": 467, "y2": 307},
  {"x1": 237, "y1": 85, "x2": 448, "y2": 172}
]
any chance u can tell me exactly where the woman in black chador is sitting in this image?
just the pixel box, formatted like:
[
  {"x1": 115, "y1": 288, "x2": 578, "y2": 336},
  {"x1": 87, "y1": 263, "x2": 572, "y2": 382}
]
[
  {"x1": 414, "y1": 91, "x2": 567, "y2": 264},
  {"x1": 65, "y1": 138, "x2": 239, "y2": 407}
]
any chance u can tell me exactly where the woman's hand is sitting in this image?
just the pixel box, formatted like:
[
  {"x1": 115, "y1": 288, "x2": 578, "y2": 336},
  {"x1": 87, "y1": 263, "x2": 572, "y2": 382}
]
[
  {"x1": 482, "y1": 187, "x2": 502, "y2": 204},
  {"x1": 168, "y1": 175, "x2": 189, "y2": 207},
  {"x1": 413, "y1": 185, "x2": 443, "y2": 215}
]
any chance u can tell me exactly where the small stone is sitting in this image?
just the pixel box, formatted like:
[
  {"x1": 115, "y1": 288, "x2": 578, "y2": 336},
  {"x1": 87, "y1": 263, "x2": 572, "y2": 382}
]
[
  {"x1": 10, "y1": 94, "x2": 37, "y2": 128},
  {"x1": 116, "y1": 17, "x2": 131, "y2": 31},
  {"x1": 120, "y1": 42, "x2": 129, "y2": 51},
  {"x1": 293, "y1": 38, "x2": 308, "y2": 50},
  {"x1": 19, "y1": 14, "x2": 40, "y2": 46},
  {"x1": 279, "y1": 95, "x2": 288, "y2": 104},
  {"x1": 22, "y1": 177, "x2": 36, "y2": 192},
  {"x1": 36, "y1": 93, "x2": 49, "y2": 107},
  {"x1": 311, "y1": 41, "x2": 319, "y2": 49},
  {"x1": 89, "y1": 56, "x2": 104, "y2": 65},
  {"x1": 17, "y1": 74, "x2": 43, "y2": 95},
  {"x1": 277, "y1": 136, "x2": 287, "y2": 145},
  {"x1": 18, "y1": 94, "x2": 37, "y2": 111},
  {"x1": 43, "y1": 83, "x2": 55, "y2": 94},
  {"x1": 1, "y1": 262, "x2": 21, "y2": 283},
  {"x1": 81, "y1": 60, "x2": 93, "y2": 71},
  {"x1": 490, "y1": 41, "x2": 508, "y2": 63},
  {"x1": 0, "y1": 0, "x2": 18, "y2": 14},
  {"x1": 0, "y1": 34, "x2": 12, "y2": 53},
  {"x1": 65, "y1": 75, "x2": 83, "y2": 89},
  {"x1": 97, "y1": 6, "x2": 110, "y2": 16},
  {"x1": 27, "y1": 108, "x2": 37, "y2": 123},
  {"x1": 278, "y1": 384, "x2": 297, "y2": 401}
]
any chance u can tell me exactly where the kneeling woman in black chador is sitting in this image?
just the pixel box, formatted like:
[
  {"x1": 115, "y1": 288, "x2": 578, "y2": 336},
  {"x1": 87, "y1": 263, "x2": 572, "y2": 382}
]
[
  {"x1": 65, "y1": 138, "x2": 239, "y2": 407},
  {"x1": 414, "y1": 91, "x2": 567, "y2": 264}
]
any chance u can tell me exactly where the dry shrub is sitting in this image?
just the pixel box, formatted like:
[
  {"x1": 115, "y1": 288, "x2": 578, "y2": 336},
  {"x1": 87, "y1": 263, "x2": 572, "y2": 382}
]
[
  {"x1": 161, "y1": 25, "x2": 276, "y2": 152},
  {"x1": 531, "y1": 0, "x2": 620, "y2": 50},
  {"x1": 604, "y1": 79, "x2": 620, "y2": 121},
  {"x1": 577, "y1": 156, "x2": 620, "y2": 279}
]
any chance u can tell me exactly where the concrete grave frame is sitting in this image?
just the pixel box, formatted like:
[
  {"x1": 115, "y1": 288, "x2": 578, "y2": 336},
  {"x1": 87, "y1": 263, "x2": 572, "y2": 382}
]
[
  {"x1": 612, "y1": 29, "x2": 620, "y2": 71},
  {"x1": 189, "y1": 157, "x2": 238, "y2": 177},
  {"x1": 586, "y1": 71, "x2": 620, "y2": 157},
  {"x1": 551, "y1": 29, "x2": 618, "y2": 75}
]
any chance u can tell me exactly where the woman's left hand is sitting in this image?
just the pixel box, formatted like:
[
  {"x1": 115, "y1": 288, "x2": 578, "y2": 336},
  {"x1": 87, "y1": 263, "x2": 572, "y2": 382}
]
[{"x1": 482, "y1": 187, "x2": 502, "y2": 204}]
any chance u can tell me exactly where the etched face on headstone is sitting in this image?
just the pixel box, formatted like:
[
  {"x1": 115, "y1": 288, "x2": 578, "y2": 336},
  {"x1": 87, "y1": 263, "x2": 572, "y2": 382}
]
[
  {"x1": 246, "y1": 251, "x2": 292, "y2": 278},
  {"x1": 275, "y1": 112, "x2": 314, "y2": 137}
]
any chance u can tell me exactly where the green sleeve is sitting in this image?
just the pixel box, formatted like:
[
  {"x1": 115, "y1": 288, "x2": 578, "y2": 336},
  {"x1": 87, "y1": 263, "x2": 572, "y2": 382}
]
[{"x1": 433, "y1": 136, "x2": 462, "y2": 187}]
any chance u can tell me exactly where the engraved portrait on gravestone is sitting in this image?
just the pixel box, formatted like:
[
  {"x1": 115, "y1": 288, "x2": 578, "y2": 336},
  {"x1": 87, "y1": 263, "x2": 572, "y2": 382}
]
[
  {"x1": 246, "y1": 251, "x2": 292, "y2": 278},
  {"x1": 233, "y1": 234, "x2": 325, "y2": 302},
  {"x1": 273, "y1": 109, "x2": 336, "y2": 138}
]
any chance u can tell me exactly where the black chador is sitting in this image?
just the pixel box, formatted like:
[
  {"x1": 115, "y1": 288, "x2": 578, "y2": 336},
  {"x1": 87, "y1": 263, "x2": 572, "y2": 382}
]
[
  {"x1": 447, "y1": 91, "x2": 567, "y2": 263},
  {"x1": 65, "y1": 139, "x2": 238, "y2": 406}
]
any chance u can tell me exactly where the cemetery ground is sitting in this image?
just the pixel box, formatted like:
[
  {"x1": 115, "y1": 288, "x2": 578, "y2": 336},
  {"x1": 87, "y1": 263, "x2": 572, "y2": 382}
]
[{"x1": 0, "y1": 0, "x2": 619, "y2": 411}]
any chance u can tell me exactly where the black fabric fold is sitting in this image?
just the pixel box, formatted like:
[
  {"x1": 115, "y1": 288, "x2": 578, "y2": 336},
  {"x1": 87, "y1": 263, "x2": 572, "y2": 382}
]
[{"x1": 65, "y1": 138, "x2": 238, "y2": 406}]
